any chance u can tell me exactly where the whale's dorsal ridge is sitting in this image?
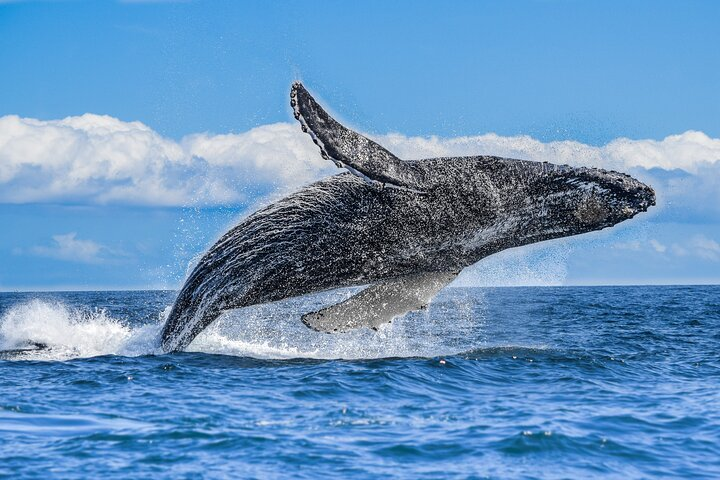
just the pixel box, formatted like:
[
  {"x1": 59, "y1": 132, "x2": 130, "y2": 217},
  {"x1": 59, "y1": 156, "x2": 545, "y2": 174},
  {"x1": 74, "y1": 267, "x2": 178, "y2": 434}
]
[{"x1": 291, "y1": 82, "x2": 427, "y2": 192}]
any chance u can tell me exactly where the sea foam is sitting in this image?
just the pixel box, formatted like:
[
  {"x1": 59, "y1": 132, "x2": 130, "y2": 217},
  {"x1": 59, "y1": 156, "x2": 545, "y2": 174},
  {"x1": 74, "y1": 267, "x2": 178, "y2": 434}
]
[
  {"x1": 0, "y1": 289, "x2": 484, "y2": 361},
  {"x1": 0, "y1": 299, "x2": 161, "y2": 360}
]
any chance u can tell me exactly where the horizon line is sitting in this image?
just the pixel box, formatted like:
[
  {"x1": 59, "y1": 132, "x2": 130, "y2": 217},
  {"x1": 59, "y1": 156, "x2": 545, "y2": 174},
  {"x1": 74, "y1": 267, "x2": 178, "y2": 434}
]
[{"x1": 1, "y1": 282, "x2": 719, "y2": 294}]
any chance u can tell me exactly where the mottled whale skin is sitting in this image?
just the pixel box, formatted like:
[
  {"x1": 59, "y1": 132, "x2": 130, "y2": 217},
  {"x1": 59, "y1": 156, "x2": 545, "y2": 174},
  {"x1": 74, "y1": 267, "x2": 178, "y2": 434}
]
[{"x1": 159, "y1": 82, "x2": 655, "y2": 352}]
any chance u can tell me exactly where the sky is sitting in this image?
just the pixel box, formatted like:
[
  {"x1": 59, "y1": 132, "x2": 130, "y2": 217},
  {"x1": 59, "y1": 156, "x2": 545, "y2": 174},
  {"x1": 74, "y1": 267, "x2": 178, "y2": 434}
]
[{"x1": 0, "y1": 0, "x2": 719, "y2": 290}]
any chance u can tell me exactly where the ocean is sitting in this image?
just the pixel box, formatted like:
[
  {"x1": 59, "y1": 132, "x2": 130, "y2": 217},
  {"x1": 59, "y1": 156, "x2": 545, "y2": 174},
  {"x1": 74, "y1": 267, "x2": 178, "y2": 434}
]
[{"x1": 0, "y1": 285, "x2": 718, "y2": 478}]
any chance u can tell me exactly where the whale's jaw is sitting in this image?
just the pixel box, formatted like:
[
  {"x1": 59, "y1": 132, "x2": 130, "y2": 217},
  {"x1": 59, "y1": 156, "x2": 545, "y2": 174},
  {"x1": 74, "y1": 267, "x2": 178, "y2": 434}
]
[{"x1": 574, "y1": 167, "x2": 656, "y2": 225}]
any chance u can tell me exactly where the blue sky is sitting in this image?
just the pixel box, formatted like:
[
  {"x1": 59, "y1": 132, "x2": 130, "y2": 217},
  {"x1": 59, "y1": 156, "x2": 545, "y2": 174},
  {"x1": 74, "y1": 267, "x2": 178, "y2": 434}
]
[{"x1": 1, "y1": 0, "x2": 719, "y2": 290}]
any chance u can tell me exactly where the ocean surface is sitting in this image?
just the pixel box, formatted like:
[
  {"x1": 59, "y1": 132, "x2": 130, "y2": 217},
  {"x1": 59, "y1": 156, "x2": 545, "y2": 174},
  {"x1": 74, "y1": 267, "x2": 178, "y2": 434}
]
[{"x1": 0, "y1": 285, "x2": 718, "y2": 479}]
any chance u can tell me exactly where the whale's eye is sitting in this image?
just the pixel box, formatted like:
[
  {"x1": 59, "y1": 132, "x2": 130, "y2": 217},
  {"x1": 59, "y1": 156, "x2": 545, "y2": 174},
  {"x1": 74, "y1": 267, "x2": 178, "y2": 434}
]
[{"x1": 574, "y1": 196, "x2": 609, "y2": 225}]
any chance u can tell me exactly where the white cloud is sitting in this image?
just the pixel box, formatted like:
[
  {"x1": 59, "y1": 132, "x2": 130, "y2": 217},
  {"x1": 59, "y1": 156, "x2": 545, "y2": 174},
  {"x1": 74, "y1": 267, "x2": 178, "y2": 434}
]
[
  {"x1": 0, "y1": 113, "x2": 718, "y2": 207},
  {"x1": 374, "y1": 130, "x2": 720, "y2": 173},
  {"x1": 613, "y1": 240, "x2": 642, "y2": 251},
  {"x1": 690, "y1": 235, "x2": 720, "y2": 261},
  {"x1": 614, "y1": 235, "x2": 720, "y2": 261},
  {"x1": 0, "y1": 115, "x2": 332, "y2": 206},
  {"x1": 670, "y1": 244, "x2": 688, "y2": 256},
  {"x1": 649, "y1": 239, "x2": 667, "y2": 253},
  {"x1": 25, "y1": 233, "x2": 115, "y2": 264}
]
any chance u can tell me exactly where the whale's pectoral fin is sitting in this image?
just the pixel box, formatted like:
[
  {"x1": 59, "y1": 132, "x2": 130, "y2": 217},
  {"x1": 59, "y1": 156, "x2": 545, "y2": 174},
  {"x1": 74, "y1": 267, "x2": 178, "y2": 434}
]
[
  {"x1": 301, "y1": 272, "x2": 457, "y2": 333},
  {"x1": 291, "y1": 82, "x2": 426, "y2": 192}
]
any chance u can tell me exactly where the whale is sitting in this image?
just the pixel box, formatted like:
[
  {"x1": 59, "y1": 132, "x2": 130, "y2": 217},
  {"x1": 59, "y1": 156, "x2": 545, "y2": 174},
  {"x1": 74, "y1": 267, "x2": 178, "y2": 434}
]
[{"x1": 159, "y1": 82, "x2": 655, "y2": 352}]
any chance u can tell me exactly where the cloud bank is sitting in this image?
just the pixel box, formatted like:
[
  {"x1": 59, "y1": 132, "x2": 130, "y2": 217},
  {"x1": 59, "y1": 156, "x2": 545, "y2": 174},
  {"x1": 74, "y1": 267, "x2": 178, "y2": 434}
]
[
  {"x1": 376, "y1": 130, "x2": 720, "y2": 173},
  {"x1": 614, "y1": 234, "x2": 720, "y2": 262},
  {"x1": 0, "y1": 113, "x2": 718, "y2": 211},
  {"x1": 16, "y1": 233, "x2": 120, "y2": 264},
  {"x1": 0, "y1": 114, "x2": 333, "y2": 206}
]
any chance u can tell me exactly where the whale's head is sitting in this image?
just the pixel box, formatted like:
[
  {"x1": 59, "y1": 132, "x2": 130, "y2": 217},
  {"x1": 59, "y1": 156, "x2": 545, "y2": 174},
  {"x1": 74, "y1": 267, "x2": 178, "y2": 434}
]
[
  {"x1": 432, "y1": 157, "x2": 656, "y2": 251},
  {"x1": 458, "y1": 158, "x2": 656, "y2": 245},
  {"x1": 563, "y1": 166, "x2": 656, "y2": 230}
]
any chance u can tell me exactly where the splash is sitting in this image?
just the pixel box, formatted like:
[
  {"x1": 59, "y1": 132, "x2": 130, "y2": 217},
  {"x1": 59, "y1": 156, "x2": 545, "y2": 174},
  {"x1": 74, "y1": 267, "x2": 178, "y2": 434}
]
[
  {"x1": 455, "y1": 241, "x2": 572, "y2": 287},
  {"x1": 0, "y1": 289, "x2": 485, "y2": 362},
  {"x1": 0, "y1": 300, "x2": 162, "y2": 361},
  {"x1": 188, "y1": 288, "x2": 484, "y2": 360}
]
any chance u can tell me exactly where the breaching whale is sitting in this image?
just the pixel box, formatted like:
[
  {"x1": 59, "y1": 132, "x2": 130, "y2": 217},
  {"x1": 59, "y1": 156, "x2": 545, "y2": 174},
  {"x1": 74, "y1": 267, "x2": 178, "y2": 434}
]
[{"x1": 159, "y1": 82, "x2": 655, "y2": 352}]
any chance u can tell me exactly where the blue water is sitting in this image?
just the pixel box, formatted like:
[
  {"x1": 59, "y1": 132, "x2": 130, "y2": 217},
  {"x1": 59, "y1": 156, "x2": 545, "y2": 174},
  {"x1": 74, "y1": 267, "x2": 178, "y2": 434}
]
[{"x1": 0, "y1": 286, "x2": 718, "y2": 478}]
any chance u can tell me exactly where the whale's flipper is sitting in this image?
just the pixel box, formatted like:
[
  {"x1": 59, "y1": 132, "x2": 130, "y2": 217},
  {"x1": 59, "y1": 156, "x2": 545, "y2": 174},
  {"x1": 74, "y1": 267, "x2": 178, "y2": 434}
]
[
  {"x1": 291, "y1": 82, "x2": 427, "y2": 191},
  {"x1": 301, "y1": 272, "x2": 457, "y2": 333}
]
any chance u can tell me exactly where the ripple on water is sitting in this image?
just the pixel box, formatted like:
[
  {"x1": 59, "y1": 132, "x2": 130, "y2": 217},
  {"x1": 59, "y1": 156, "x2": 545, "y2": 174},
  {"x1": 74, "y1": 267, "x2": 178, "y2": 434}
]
[{"x1": 0, "y1": 287, "x2": 719, "y2": 478}]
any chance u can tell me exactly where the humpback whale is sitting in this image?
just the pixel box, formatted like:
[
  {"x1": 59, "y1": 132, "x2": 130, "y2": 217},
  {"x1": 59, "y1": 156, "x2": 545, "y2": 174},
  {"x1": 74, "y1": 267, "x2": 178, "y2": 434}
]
[{"x1": 159, "y1": 82, "x2": 655, "y2": 352}]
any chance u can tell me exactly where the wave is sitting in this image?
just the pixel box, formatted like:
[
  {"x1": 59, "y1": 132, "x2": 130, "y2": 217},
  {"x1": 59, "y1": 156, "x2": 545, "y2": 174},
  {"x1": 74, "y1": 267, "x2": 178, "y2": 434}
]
[
  {"x1": 0, "y1": 299, "x2": 162, "y2": 360},
  {"x1": 0, "y1": 291, "x2": 487, "y2": 362}
]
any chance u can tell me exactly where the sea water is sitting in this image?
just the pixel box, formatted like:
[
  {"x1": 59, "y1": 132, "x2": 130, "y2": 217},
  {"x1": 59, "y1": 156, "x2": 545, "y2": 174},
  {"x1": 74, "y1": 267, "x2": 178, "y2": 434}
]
[{"x1": 0, "y1": 286, "x2": 718, "y2": 478}]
